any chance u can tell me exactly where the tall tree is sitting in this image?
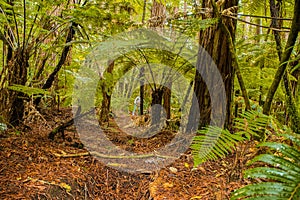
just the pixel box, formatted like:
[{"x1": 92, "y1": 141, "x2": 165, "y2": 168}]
[
  {"x1": 192, "y1": 0, "x2": 239, "y2": 129},
  {"x1": 263, "y1": 0, "x2": 300, "y2": 130}
]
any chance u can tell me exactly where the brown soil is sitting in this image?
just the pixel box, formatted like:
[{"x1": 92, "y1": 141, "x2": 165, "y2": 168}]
[{"x1": 0, "y1": 108, "x2": 254, "y2": 199}]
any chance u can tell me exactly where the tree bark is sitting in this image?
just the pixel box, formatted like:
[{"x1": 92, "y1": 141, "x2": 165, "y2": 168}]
[
  {"x1": 163, "y1": 82, "x2": 172, "y2": 120},
  {"x1": 151, "y1": 87, "x2": 164, "y2": 125},
  {"x1": 6, "y1": 49, "x2": 29, "y2": 126},
  {"x1": 34, "y1": 22, "x2": 77, "y2": 106},
  {"x1": 263, "y1": 0, "x2": 300, "y2": 115},
  {"x1": 99, "y1": 60, "x2": 114, "y2": 123},
  {"x1": 192, "y1": 0, "x2": 238, "y2": 129},
  {"x1": 139, "y1": 67, "x2": 144, "y2": 115}
]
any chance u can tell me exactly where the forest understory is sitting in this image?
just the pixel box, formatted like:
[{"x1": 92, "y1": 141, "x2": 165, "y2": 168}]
[{"x1": 0, "y1": 108, "x2": 258, "y2": 200}]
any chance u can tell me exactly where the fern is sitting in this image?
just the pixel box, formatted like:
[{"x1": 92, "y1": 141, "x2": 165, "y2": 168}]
[
  {"x1": 0, "y1": 122, "x2": 7, "y2": 132},
  {"x1": 191, "y1": 126, "x2": 245, "y2": 166},
  {"x1": 241, "y1": 0, "x2": 266, "y2": 15},
  {"x1": 191, "y1": 111, "x2": 273, "y2": 167},
  {"x1": 231, "y1": 133, "x2": 300, "y2": 200},
  {"x1": 234, "y1": 110, "x2": 272, "y2": 139},
  {"x1": 7, "y1": 84, "x2": 50, "y2": 97}
]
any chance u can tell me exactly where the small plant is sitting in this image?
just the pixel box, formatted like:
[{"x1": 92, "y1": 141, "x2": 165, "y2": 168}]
[
  {"x1": 231, "y1": 132, "x2": 300, "y2": 199},
  {"x1": 0, "y1": 122, "x2": 7, "y2": 132},
  {"x1": 191, "y1": 126, "x2": 245, "y2": 166},
  {"x1": 191, "y1": 111, "x2": 272, "y2": 166}
]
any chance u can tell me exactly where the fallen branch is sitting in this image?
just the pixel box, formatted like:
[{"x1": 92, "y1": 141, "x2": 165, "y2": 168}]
[
  {"x1": 52, "y1": 151, "x2": 90, "y2": 158},
  {"x1": 52, "y1": 149, "x2": 177, "y2": 160},
  {"x1": 48, "y1": 108, "x2": 94, "y2": 140},
  {"x1": 91, "y1": 151, "x2": 177, "y2": 159}
]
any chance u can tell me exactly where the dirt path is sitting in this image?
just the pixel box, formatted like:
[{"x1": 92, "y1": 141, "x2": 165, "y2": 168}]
[{"x1": 0, "y1": 109, "x2": 252, "y2": 199}]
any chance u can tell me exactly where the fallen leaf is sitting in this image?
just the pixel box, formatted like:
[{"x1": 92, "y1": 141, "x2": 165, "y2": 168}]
[{"x1": 169, "y1": 167, "x2": 178, "y2": 173}]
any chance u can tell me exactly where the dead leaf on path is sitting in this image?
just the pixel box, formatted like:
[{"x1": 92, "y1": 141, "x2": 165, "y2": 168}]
[
  {"x1": 190, "y1": 196, "x2": 202, "y2": 199},
  {"x1": 163, "y1": 182, "x2": 174, "y2": 188}
]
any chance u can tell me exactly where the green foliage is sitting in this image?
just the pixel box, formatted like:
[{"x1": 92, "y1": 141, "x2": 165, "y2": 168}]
[
  {"x1": 240, "y1": 0, "x2": 266, "y2": 14},
  {"x1": 192, "y1": 111, "x2": 276, "y2": 167},
  {"x1": 169, "y1": 18, "x2": 219, "y2": 36},
  {"x1": 236, "y1": 36, "x2": 284, "y2": 103},
  {"x1": 0, "y1": 122, "x2": 7, "y2": 132},
  {"x1": 234, "y1": 110, "x2": 273, "y2": 140},
  {"x1": 7, "y1": 84, "x2": 50, "y2": 97},
  {"x1": 191, "y1": 126, "x2": 245, "y2": 166},
  {"x1": 231, "y1": 132, "x2": 300, "y2": 200}
]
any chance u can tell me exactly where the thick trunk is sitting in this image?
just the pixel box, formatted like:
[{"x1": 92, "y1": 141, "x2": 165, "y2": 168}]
[
  {"x1": 151, "y1": 88, "x2": 164, "y2": 125},
  {"x1": 3, "y1": 48, "x2": 29, "y2": 126},
  {"x1": 193, "y1": 0, "x2": 238, "y2": 128}
]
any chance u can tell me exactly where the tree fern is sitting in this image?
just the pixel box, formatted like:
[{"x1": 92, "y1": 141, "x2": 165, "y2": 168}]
[{"x1": 231, "y1": 133, "x2": 300, "y2": 200}]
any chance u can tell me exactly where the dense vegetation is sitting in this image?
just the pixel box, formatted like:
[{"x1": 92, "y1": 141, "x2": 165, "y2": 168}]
[{"x1": 0, "y1": 0, "x2": 300, "y2": 199}]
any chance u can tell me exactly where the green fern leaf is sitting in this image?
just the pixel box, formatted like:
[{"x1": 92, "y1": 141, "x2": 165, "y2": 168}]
[
  {"x1": 191, "y1": 126, "x2": 245, "y2": 167},
  {"x1": 231, "y1": 133, "x2": 300, "y2": 199},
  {"x1": 248, "y1": 154, "x2": 300, "y2": 174},
  {"x1": 234, "y1": 110, "x2": 272, "y2": 139},
  {"x1": 231, "y1": 182, "x2": 296, "y2": 199},
  {"x1": 245, "y1": 167, "x2": 298, "y2": 183},
  {"x1": 7, "y1": 84, "x2": 50, "y2": 97},
  {"x1": 258, "y1": 142, "x2": 300, "y2": 165}
]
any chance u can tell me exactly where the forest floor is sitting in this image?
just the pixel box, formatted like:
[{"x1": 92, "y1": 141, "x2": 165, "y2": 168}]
[{"x1": 0, "y1": 108, "x2": 257, "y2": 199}]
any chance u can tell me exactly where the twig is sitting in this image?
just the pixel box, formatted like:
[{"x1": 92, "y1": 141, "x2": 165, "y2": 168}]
[
  {"x1": 234, "y1": 13, "x2": 292, "y2": 21},
  {"x1": 223, "y1": 14, "x2": 290, "y2": 32},
  {"x1": 48, "y1": 108, "x2": 94, "y2": 140},
  {"x1": 52, "y1": 151, "x2": 90, "y2": 158},
  {"x1": 91, "y1": 151, "x2": 177, "y2": 159}
]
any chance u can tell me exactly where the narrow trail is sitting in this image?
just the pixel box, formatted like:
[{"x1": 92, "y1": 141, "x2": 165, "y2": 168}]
[{"x1": 0, "y1": 108, "x2": 253, "y2": 199}]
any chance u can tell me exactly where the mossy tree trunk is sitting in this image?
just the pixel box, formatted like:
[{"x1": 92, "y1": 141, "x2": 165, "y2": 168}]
[
  {"x1": 99, "y1": 60, "x2": 114, "y2": 124},
  {"x1": 3, "y1": 48, "x2": 29, "y2": 126}
]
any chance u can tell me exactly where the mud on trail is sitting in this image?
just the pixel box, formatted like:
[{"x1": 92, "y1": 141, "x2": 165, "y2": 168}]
[{"x1": 0, "y1": 108, "x2": 253, "y2": 199}]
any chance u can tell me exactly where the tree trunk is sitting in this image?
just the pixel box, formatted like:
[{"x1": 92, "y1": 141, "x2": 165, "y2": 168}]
[
  {"x1": 139, "y1": 67, "x2": 144, "y2": 115},
  {"x1": 1, "y1": 48, "x2": 29, "y2": 126},
  {"x1": 163, "y1": 82, "x2": 172, "y2": 120},
  {"x1": 193, "y1": 0, "x2": 238, "y2": 129},
  {"x1": 149, "y1": 0, "x2": 166, "y2": 29},
  {"x1": 263, "y1": 0, "x2": 300, "y2": 115},
  {"x1": 151, "y1": 87, "x2": 164, "y2": 125},
  {"x1": 99, "y1": 60, "x2": 114, "y2": 123},
  {"x1": 34, "y1": 22, "x2": 77, "y2": 106}
]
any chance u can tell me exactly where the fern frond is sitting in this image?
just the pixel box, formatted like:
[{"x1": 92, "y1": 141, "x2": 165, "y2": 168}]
[
  {"x1": 7, "y1": 84, "x2": 50, "y2": 97},
  {"x1": 231, "y1": 133, "x2": 300, "y2": 200},
  {"x1": 232, "y1": 182, "x2": 296, "y2": 200},
  {"x1": 191, "y1": 126, "x2": 245, "y2": 167},
  {"x1": 234, "y1": 110, "x2": 272, "y2": 139},
  {"x1": 241, "y1": 0, "x2": 266, "y2": 15}
]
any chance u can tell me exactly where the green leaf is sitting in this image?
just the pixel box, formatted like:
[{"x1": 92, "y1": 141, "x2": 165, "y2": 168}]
[{"x1": 7, "y1": 84, "x2": 50, "y2": 97}]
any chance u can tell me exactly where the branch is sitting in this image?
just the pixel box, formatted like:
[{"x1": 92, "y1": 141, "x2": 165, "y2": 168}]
[
  {"x1": 233, "y1": 13, "x2": 292, "y2": 21},
  {"x1": 223, "y1": 14, "x2": 290, "y2": 32},
  {"x1": 263, "y1": 0, "x2": 300, "y2": 116},
  {"x1": 48, "y1": 108, "x2": 94, "y2": 140},
  {"x1": 91, "y1": 151, "x2": 177, "y2": 159}
]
